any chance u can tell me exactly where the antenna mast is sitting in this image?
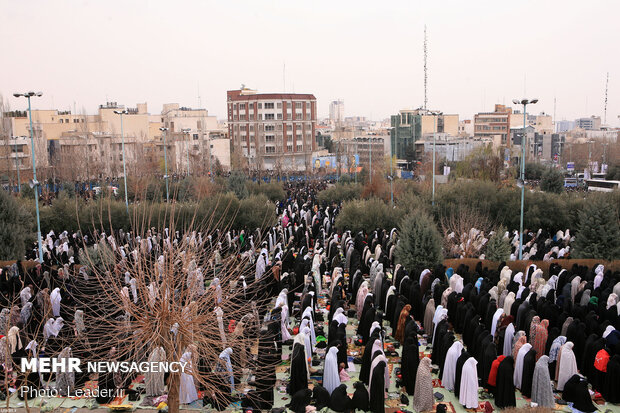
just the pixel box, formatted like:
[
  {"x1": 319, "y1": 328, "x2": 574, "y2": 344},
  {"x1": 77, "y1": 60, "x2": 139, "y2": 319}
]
[
  {"x1": 424, "y1": 25, "x2": 428, "y2": 110},
  {"x1": 604, "y1": 72, "x2": 609, "y2": 124}
]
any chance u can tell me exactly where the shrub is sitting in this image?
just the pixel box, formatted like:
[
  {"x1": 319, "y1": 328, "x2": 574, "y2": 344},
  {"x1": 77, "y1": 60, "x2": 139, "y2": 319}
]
[
  {"x1": 540, "y1": 168, "x2": 564, "y2": 193},
  {"x1": 227, "y1": 171, "x2": 248, "y2": 199},
  {"x1": 60, "y1": 181, "x2": 76, "y2": 198},
  {"x1": 317, "y1": 183, "x2": 362, "y2": 205},
  {"x1": 395, "y1": 189, "x2": 431, "y2": 217},
  {"x1": 572, "y1": 197, "x2": 620, "y2": 261},
  {"x1": 394, "y1": 211, "x2": 443, "y2": 273},
  {"x1": 247, "y1": 181, "x2": 285, "y2": 202},
  {"x1": 605, "y1": 164, "x2": 620, "y2": 181},
  {"x1": 236, "y1": 194, "x2": 276, "y2": 230},
  {"x1": 0, "y1": 189, "x2": 33, "y2": 260},
  {"x1": 485, "y1": 226, "x2": 512, "y2": 262},
  {"x1": 335, "y1": 198, "x2": 400, "y2": 233},
  {"x1": 524, "y1": 163, "x2": 546, "y2": 180}
]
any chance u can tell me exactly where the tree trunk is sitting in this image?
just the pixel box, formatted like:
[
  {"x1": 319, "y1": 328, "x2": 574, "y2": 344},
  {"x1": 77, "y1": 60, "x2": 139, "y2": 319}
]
[{"x1": 168, "y1": 372, "x2": 180, "y2": 413}]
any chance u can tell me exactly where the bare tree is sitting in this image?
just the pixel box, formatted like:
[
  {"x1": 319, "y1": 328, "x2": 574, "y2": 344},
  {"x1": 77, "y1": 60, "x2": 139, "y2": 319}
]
[
  {"x1": 441, "y1": 207, "x2": 493, "y2": 258},
  {"x1": 70, "y1": 201, "x2": 279, "y2": 413}
]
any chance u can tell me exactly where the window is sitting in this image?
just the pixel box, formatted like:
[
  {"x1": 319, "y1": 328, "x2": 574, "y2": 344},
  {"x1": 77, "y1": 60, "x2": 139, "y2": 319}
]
[
  {"x1": 266, "y1": 146, "x2": 276, "y2": 153},
  {"x1": 296, "y1": 144, "x2": 303, "y2": 152},
  {"x1": 265, "y1": 113, "x2": 275, "y2": 120},
  {"x1": 60, "y1": 119, "x2": 64, "y2": 123},
  {"x1": 287, "y1": 144, "x2": 293, "y2": 152},
  {"x1": 265, "y1": 125, "x2": 275, "y2": 131},
  {"x1": 277, "y1": 113, "x2": 282, "y2": 120},
  {"x1": 258, "y1": 114, "x2": 262, "y2": 120},
  {"x1": 193, "y1": 134, "x2": 199, "y2": 140},
  {"x1": 240, "y1": 125, "x2": 246, "y2": 131},
  {"x1": 264, "y1": 102, "x2": 274, "y2": 109},
  {"x1": 296, "y1": 113, "x2": 303, "y2": 120},
  {"x1": 257, "y1": 103, "x2": 262, "y2": 109},
  {"x1": 249, "y1": 125, "x2": 254, "y2": 131},
  {"x1": 239, "y1": 115, "x2": 246, "y2": 120},
  {"x1": 277, "y1": 124, "x2": 283, "y2": 131},
  {"x1": 287, "y1": 124, "x2": 293, "y2": 131},
  {"x1": 239, "y1": 103, "x2": 246, "y2": 110},
  {"x1": 266, "y1": 135, "x2": 275, "y2": 142},
  {"x1": 277, "y1": 102, "x2": 282, "y2": 109},
  {"x1": 73, "y1": 119, "x2": 79, "y2": 123},
  {"x1": 249, "y1": 114, "x2": 254, "y2": 120},
  {"x1": 295, "y1": 102, "x2": 302, "y2": 109}
]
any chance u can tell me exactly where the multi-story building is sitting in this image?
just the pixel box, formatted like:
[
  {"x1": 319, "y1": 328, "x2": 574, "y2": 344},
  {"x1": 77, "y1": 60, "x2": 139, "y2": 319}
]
[
  {"x1": 390, "y1": 108, "x2": 459, "y2": 160},
  {"x1": 158, "y1": 103, "x2": 226, "y2": 174},
  {"x1": 458, "y1": 119, "x2": 474, "y2": 137},
  {"x1": 576, "y1": 116, "x2": 601, "y2": 131},
  {"x1": 414, "y1": 135, "x2": 492, "y2": 162},
  {"x1": 474, "y1": 104, "x2": 512, "y2": 146},
  {"x1": 329, "y1": 100, "x2": 344, "y2": 127},
  {"x1": 338, "y1": 136, "x2": 389, "y2": 169},
  {"x1": 227, "y1": 88, "x2": 317, "y2": 171},
  {"x1": 1, "y1": 101, "x2": 230, "y2": 184},
  {"x1": 556, "y1": 120, "x2": 575, "y2": 133}
]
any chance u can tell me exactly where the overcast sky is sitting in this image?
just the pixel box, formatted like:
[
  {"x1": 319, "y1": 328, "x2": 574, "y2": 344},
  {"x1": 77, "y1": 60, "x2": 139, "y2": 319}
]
[{"x1": 1, "y1": 0, "x2": 618, "y2": 124}]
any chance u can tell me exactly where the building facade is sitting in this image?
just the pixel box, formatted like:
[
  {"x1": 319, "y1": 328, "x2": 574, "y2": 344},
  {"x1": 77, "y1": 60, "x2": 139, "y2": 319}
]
[
  {"x1": 227, "y1": 88, "x2": 317, "y2": 171},
  {"x1": 575, "y1": 116, "x2": 602, "y2": 131},
  {"x1": 1, "y1": 101, "x2": 229, "y2": 185},
  {"x1": 474, "y1": 104, "x2": 512, "y2": 146},
  {"x1": 329, "y1": 100, "x2": 344, "y2": 127},
  {"x1": 390, "y1": 108, "x2": 459, "y2": 161}
]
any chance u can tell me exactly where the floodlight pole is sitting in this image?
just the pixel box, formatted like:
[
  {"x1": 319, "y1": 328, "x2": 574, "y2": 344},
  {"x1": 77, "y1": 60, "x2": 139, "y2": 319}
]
[{"x1": 14, "y1": 92, "x2": 44, "y2": 263}]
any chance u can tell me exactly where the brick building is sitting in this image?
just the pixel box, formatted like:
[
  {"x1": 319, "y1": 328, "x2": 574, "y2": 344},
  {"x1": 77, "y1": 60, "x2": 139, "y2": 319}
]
[{"x1": 227, "y1": 88, "x2": 317, "y2": 171}]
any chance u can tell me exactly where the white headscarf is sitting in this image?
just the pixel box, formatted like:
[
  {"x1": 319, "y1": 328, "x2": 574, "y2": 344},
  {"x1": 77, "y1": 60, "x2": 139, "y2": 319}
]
[
  {"x1": 219, "y1": 347, "x2": 234, "y2": 392},
  {"x1": 323, "y1": 346, "x2": 341, "y2": 394},
  {"x1": 459, "y1": 357, "x2": 479, "y2": 409},
  {"x1": 442, "y1": 341, "x2": 463, "y2": 391},
  {"x1": 514, "y1": 342, "x2": 532, "y2": 389},
  {"x1": 8, "y1": 326, "x2": 22, "y2": 353},
  {"x1": 503, "y1": 323, "x2": 516, "y2": 357},
  {"x1": 557, "y1": 342, "x2": 578, "y2": 391},
  {"x1": 490, "y1": 308, "x2": 504, "y2": 338},
  {"x1": 20, "y1": 287, "x2": 32, "y2": 307},
  {"x1": 129, "y1": 278, "x2": 138, "y2": 303},
  {"x1": 50, "y1": 288, "x2": 62, "y2": 317}
]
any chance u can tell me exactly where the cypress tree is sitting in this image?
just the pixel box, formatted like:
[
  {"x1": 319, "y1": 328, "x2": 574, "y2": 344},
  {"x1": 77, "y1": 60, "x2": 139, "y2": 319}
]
[{"x1": 394, "y1": 211, "x2": 443, "y2": 273}]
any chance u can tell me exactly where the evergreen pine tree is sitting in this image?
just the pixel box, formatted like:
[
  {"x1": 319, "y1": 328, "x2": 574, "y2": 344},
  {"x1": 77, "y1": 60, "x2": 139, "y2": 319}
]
[
  {"x1": 227, "y1": 170, "x2": 248, "y2": 199},
  {"x1": 0, "y1": 189, "x2": 33, "y2": 260},
  {"x1": 485, "y1": 226, "x2": 512, "y2": 262},
  {"x1": 540, "y1": 168, "x2": 564, "y2": 193},
  {"x1": 573, "y1": 198, "x2": 620, "y2": 261},
  {"x1": 394, "y1": 211, "x2": 443, "y2": 273}
]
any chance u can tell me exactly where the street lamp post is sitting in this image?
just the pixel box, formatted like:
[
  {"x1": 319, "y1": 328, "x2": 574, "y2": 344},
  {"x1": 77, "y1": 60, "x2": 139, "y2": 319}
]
[
  {"x1": 13, "y1": 92, "x2": 43, "y2": 263},
  {"x1": 13, "y1": 137, "x2": 22, "y2": 193},
  {"x1": 182, "y1": 128, "x2": 191, "y2": 175},
  {"x1": 113, "y1": 109, "x2": 130, "y2": 216},
  {"x1": 429, "y1": 110, "x2": 442, "y2": 206},
  {"x1": 389, "y1": 132, "x2": 394, "y2": 207},
  {"x1": 512, "y1": 98, "x2": 538, "y2": 260},
  {"x1": 369, "y1": 138, "x2": 372, "y2": 184},
  {"x1": 159, "y1": 127, "x2": 170, "y2": 202}
]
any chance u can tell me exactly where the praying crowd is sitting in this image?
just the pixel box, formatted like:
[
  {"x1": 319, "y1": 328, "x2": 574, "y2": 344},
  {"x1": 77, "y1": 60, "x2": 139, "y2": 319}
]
[{"x1": 0, "y1": 180, "x2": 619, "y2": 413}]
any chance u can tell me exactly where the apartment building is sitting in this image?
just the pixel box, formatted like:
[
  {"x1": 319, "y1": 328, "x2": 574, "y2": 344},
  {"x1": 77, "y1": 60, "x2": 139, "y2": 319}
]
[{"x1": 227, "y1": 88, "x2": 317, "y2": 171}]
